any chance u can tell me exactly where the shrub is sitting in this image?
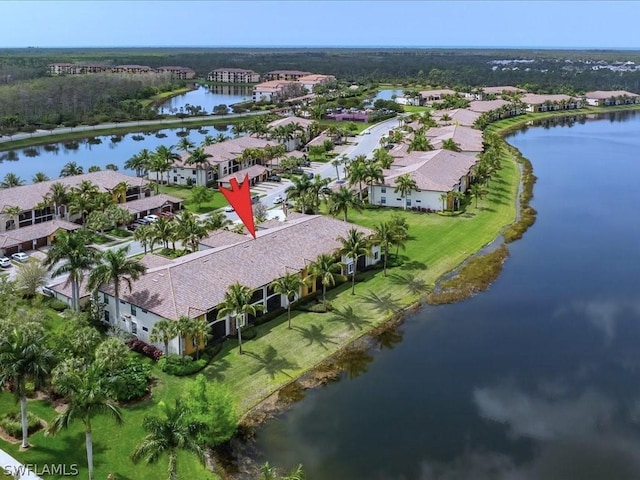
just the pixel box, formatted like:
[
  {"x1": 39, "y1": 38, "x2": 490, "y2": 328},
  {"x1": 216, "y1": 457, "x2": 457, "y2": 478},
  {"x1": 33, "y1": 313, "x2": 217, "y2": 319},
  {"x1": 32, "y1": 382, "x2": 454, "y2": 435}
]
[
  {"x1": 126, "y1": 338, "x2": 163, "y2": 362},
  {"x1": 108, "y1": 356, "x2": 152, "y2": 402},
  {"x1": 0, "y1": 411, "x2": 42, "y2": 438},
  {"x1": 49, "y1": 299, "x2": 70, "y2": 312},
  {"x1": 158, "y1": 343, "x2": 221, "y2": 377}
]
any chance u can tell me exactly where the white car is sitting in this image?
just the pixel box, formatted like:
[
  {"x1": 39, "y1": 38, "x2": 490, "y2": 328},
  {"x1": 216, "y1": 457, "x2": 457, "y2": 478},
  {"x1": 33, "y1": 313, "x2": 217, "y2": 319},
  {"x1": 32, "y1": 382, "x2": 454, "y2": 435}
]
[
  {"x1": 0, "y1": 257, "x2": 11, "y2": 268},
  {"x1": 273, "y1": 196, "x2": 285, "y2": 204},
  {"x1": 224, "y1": 205, "x2": 235, "y2": 213},
  {"x1": 11, "y1": 252, "x2": 29, "y2": 263},
  {"x1": 143, "y1": 214, "x2": 160, "y2": 223}
]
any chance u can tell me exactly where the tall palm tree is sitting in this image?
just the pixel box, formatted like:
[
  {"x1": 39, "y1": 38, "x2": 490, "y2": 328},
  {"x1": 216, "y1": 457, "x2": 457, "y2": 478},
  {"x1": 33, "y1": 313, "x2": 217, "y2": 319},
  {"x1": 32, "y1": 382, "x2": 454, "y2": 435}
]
[
  {"x1": 45, "y1": 230, "x2": 99, "y2": 311},
  {"x1": 0, "y1": 324, "x2": 55, "y2": 449},
  {"x1": 393, "y1": 174, "x2": 419, "y2": 210},
  {"x1": 186, "y1": 146, "x2": 212, "y2": 170},
  {"x1": 441, "y1": 138, "x2": 461, "y2": 152},
  {"x1": 31, "y1": 172, "x2": 50, "y2": 183},
  {"x1": 47, "y1": 362, "x2": 124, "y2": 480},
  {"x1": 131, "y1": 399, "x2": 206, "y2": 480},
  {"x1": 285, "y1": 175, "x2": 313, "y2": 214},
  {"x1": 331, "y1": 157, "x2": 343, "y2": 180},
  {"x1": 337, "y1": 227, "x2": 369, "y2": 295},
  {"x1": 60, "y1": 161, "x2": 84, "y2": 177},
  {"x1": 151, "y1": 217, "x2": 176, "y2": 250},
  {"x1": 133, "y1": 224, "x2": 156, "y2": 254},
  {"x1": 1, "y1": 172, "x2": 25, "y2": 188},
  {"x1": 440, "y1": 192, "x2": 449, "y2": 211},
  {"x1": 150, "y1": 319, "x2": 178, "y2": 355},
  {"x1": 175, "y1": 211, "x2": 207, "y2": 252},
  {"x1": 188, "y1": 317, "x2": 208, "y2": 360},
  {"x1": 270, "y1": 273, "x2": 304, "y2": 329},
  {"x1": 407, "y1": 132, "x2": 433, "y2": 153},
  {"x1": 124, "y1": 149, "x2": 152, "y2": 177},
  {"x1": 470, "y1": 183, "x2": 484, "y2": 207},
  {"x1": 217, "y1": 282, "x2": 263, "y2": 354},
  {"x1": 154, "y1": 145, "x2": 181, "y2": 186},
  {"x1": 176, "y1": 137, "x2": 195, "y2": 155},
  {"x1": 328, "y1": 186, "x2": 363, "y2": 222},
  {"x1": 346, "y1": 155, "x2": 367, "y2": 200},
  {"x1": 88, "y1": 246, "x2": 147, "y2": 328},
  {"x1": 371, "y1": 221, "x2": 395, "y2": 277},
  {"x1": 308, "y1": 253, "x2": 341, "y2": 305},
  {"x1": 203, "y1": 211, "x2": 231, "y2": 232},
  {"x1": 372, "y1": 148, "x2": 394, "y2": 169},
  {"x1": 389, "y1": 213, "x2": 409, "y2": 259},
  {"x1": 364, "y1": 161, "x2": 384, "y2": 198},
  {"x1": 45, "y1": 182, "x2": 70, "y2": 219}
]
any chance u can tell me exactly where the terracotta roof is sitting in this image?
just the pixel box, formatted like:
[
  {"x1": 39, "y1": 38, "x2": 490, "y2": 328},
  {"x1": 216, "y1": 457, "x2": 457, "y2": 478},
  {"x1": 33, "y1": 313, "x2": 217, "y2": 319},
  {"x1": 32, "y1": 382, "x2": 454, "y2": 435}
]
[
  {"x1": 267, "y1": 70, "x2": 312, "y2": 75},
  {"x1": 199, "y1": 230, "x2": 249, "y2": 249},
  {"x1": 424, "y1": 125, "x2": 483, "y2": 153},
  {"x1": 520, "y1": 93, "x2": 575, "y2": 105},
  {"x1": 123, "y1": 194, "x2": 183, "y2": 214},
  {"x1": 106, "y1": 215, "x2": 373, "y2": 320},
  {"x1": 0, "y1": 171, "x2": 149, "y2": 212},
  {"x1": 420, "y1": 89, "x2": 457, "y2": 99},
  {"x1": 0, "y1": 219, "x2": 80, "y2": 249},
  {"x1": 584, "y1": 90, "x2": 639, "y2": 99},
  {"x1": 211, "y1": 67, "x2": 259, "y2": 74},
  {"x1": 383, "y1": 149, "x2": 477, "y2": 192},
  {"x1": 173, "y1": 136, "x2": 272, "y2": 168},
  {"x1": 468, "y1": 99, "x2": 511, "y2": 113},
  {"x1": 432, "y1": 108, "x2": 481, "y2": 127},
  {"x1": 253, "y1": 80, "x2": 296, "y2": 93},
  {"x1": 218, "y1": 165, "x2": 268, "y2": 184},
  {"x1": 268, "y1": 116, "x2": 313, "y2": 129},
  {"x1": 481, "y1": 86, "x2": 526, "y2": 95}
]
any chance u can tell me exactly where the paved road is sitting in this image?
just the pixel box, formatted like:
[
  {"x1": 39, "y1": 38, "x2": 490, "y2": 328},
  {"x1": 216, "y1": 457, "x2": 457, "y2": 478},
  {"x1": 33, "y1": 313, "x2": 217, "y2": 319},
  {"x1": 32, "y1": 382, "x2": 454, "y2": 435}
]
[{"x1": 0, "y1": 111, "x2": 267, "y2": 145}]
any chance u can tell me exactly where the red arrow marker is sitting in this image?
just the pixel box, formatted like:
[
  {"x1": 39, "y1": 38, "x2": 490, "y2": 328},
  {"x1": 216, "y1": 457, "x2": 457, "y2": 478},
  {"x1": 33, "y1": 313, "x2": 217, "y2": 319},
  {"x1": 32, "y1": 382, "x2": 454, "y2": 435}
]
[{"x1": 219, "y1": 174, "x2": 256, "y2": 239}]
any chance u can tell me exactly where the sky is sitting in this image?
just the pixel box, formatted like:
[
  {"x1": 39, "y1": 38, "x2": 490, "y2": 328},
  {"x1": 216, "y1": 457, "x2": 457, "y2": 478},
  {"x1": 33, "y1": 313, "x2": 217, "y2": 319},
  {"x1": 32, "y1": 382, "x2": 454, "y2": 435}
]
[{"x1": 2, "y1": 1, "x2": 640, "y2": 50}]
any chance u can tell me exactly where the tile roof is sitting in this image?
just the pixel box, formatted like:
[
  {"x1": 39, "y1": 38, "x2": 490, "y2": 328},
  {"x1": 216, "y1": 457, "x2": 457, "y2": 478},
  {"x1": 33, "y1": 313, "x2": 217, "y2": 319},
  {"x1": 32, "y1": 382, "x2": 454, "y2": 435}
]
[
  {"x1": 520, "y1": 93, "x2": 575, "y2": 105},
  {"x1": 0, "y1": 171, "x2": 149, "y2": 212},
  {"x1": 122, "y1": 194, "x2": 183, "y2": 214},
  {"x1": 584, "y1": 90, "x2": 639, "y2": 99},
  {"x1": 199, "y1": 230, "x2": 250, "y2": 249},
  {"x1": 383, "y1": 149, "x2": 477, "y2": 192},
  {"x1": 420, "y1": 89, "x2": 457, "y2": 99},
  {"x1": 173, "y1": 136, "x2": 272, "y2": 168},
  {"x1": 424, "y1": 125, "x2": 483, "y2": 153},
  {"x1": 268, "y1": 116, "x2": 313, "y2": 129},
  {"x1": 105, "y1": 215, "x2": 372, "y2": 320},
  {"x1": 218, "y1": 165, "x2": 268, "y2": 184},
  {"x1": 0, "y1": 219, "x2": 80, "y2": 249},
  {"x1": 468, "y1": 99, "x2": 511, "y2": 113},
  {"x1": 481, "y1": 86, "x2": 526, "y2": 95},
  {"x1": 432, "y1": 108, "x2": 481, "y2": 127}
]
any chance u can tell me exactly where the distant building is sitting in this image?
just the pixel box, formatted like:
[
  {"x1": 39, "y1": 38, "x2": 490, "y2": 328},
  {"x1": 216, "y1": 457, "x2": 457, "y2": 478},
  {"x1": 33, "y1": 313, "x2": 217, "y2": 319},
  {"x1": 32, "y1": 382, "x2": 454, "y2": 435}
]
[
  {"x1": 48, "y1": 63, "x2": 195, "y2": 77},
  {"x1": 207, "y1": 68, "x2": 260, "y2": 83},
  {"x1": 583, "y1": 90, "x2": 640, "y2": 106},
  {"x1": 296, "y1": 74, "x2": 336, "y2": 92},
  {"x1": 156, "y1": 66, "x2": 196, "y2": 80},
  {"x1": 252, "y1": 80, "x2": 304, "y2": 103},
  {"x1": 264, "y1": 70, "x2": 312, "y2": 81}
]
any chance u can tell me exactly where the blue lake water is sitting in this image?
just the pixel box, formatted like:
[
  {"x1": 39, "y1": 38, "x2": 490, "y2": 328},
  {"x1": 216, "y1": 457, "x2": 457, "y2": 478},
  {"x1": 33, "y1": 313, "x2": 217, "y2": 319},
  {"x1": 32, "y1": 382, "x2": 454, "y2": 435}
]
[
  {"x1": 0, "y1": 125, "x2": 232, "y2": 183},
  {"x1": 159, "y1": 84, "x2": 252, "y2": 114},
  {"x1": 254, "y1": 111, "x2": 640, "y2": 479}
]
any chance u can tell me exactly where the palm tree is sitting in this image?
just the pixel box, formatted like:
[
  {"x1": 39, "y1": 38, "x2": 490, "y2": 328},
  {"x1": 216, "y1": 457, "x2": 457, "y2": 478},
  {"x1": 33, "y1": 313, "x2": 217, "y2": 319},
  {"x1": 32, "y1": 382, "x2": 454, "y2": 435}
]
[
  {"x1": 151, "y1": 217, "x2": 176, "y2": 250},
  {"x1": 389, "y1": 213, "x2": 409, "y2": 258},
  {"x1": 131, "y1": 399, "x2": 206, "y2": 480},
  {"x1": 45, "y1": 230, "x2": 99, "y2": 311},
  {"x1": 364, "y1": 161, "x2": 384, "y2": 198},
  {"x1": 308, "y1": 253, "x2": 340, "y2": 305},
  {"x1": 124, "y1": 149, "x2": 152, "y2": 177},
  {"x1": 217, "y1": 282, "x2": 263, "y2": 354},
  {"x1": 328, "y1": 186, "x2": 362, "y2": 222},
  {"x1": 133, "y1": 224, "x2": 156, "y2": 254},
  {"x1": 88, "y1": 246, "x2": 147, "y2": 328},
  {"x1": 407, "y1": 132, "x2": 433, "y2": 153},
  {"x1": 346, "y1": 155, "x2": 367, "y2": 200},
  {"x1": 331, "y1": 157, "x2": 343, "y2": 180},
  {"x1": 45, "y1": 182, "x2": 70, "y2": 219},
  {"x1": 470, "y1": 182, "x2": 484, "y2": 207},
  {"x1": 202, "y1": 211, "x2": 231, "y2": 232},
  {"x1": 47, "y1": 362, "x2": 123, "y2": 480},
  {"x1": 285, "y1": 175, "x2": 313, "y2": 214},
  {"x1": 1, "y1": 172, "x2": 25, "y2": 188},
  {"x1": 440, "y1": 192, "x2": 449, "y2": 211},
  {"x1": 60, "y1": 161, "x2": 84, "y2": 177},
  {"x1": 371, "y1": 222, "x2": 395, "y2": 276},
  {"x1": 442, "y1": 138, "x2": 461, "y2": 152},
  {"x1": 150, "y1": 319, "x2": 178, "y2": 355},
  {"x1": 1, "y1": 205, "x2": 21, "y2": 231},
  {"x1": 31, "y1": 172, "x2": 50, "y2": 183},
  {"x1": 393, "y1": 174, "x2": 418, "y2": 210},
  {"x1": 0, "y1": 324, "x2": 55, "y2": 449},
  {"x1": 174, "y1": 211, "x2": 207, "y2": 252},
  {"x1": 188, "y1": 317, "x2": 208, "y2": 360},
  {"x1": 337, "y1": 228, "x2": 369, "y2": 295},
  {"x1": 270, "y1": 273, "x2": 304, "y2": 329},
  {"x1": 176, "y1": 137, "x2": 194, "y2": 155},
  {"x1": 372, "y1": 148, "x2": 394, "y2": 169},
  {"x1": 186, "y1": 146, "x2": 212, "y2": 170},
  {"x1": 154, "y1": 145, "x2": 181, "y2": 186}
]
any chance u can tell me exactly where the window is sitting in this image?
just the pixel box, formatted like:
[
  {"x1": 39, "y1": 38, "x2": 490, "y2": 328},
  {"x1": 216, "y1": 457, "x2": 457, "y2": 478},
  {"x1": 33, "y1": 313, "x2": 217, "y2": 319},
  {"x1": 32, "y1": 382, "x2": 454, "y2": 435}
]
[
  {"x1": 416, "y1": 199, "x2": 422, "y2": 203},
  {"x1": 347, "y1": 262, "x2": 354, "y2": 274},
  {"x1": 374, "y1": 251, "x2": 379, "y2": 260},
  {"x1": 131, "y1": 322, "x2": 138, "y2": 334},
  {"x1": 381, "y1": 197, "x2": 386, "y2": 204},
  {"x1": 120, "y1": 299, "x2": 125, "y2": 304},
  {"x1": 173, "y1": 177, "x2": 177, "y2": 183},
  {"x1": 141, "y1": 308, "x2": 148, "y2": 314},
  {"x1": 142, "y1": 326, "x2": 148, "y2": 332},
  {"x1": 103, "y1": 293, "x2": 109, "y2": 303},
  {"x1": 381, "y1": 187, "x2": 386, "y2": 193},
  {"x1": 192, "y1": 170, "x2": 196, "y2": 175},
  {"x1": 173, "y1": 169, "x2": 177, "y2": 173},
  {"x1": 131, "y1": 305, "x2": 137, "y2": 316},
  {"x1": 407, "y1": 199, "x2": 412, "y2": 206},
  {"x1": 104, "y1": 311, "x2": 110, "y2": 323}
]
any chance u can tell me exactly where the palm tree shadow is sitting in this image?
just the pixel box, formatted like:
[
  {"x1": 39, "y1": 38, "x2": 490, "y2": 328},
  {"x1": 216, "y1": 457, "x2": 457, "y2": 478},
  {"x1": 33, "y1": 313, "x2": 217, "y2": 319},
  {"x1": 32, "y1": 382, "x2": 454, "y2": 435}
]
[
  {"x1": 400, "y1": 260, "x2": 427, "y2": 271},
  {"x1": 245, "y1": 345, "x2": 299, "y2": 379},
  {"x1": 204, "y1": 356, "x2": 231, "y2": 382},
  {"x1": 389, "y1": 272, "x2": 432, "y2": 295},
  {"x1": 329, "y1": 305, "x2": 371, "y2": 331},
  {"x1": 293, "y1": 324, "x2": 337, "y2": 350},
  {"x1": 362, "y1": 290, "x2": 402, "y2": 314}
]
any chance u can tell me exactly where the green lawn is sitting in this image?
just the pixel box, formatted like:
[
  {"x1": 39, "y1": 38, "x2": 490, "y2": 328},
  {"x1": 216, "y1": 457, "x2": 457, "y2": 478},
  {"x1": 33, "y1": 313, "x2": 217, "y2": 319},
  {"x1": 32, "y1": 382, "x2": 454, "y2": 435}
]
[
  {"x1": 0, "y1": 148, "x2": 518, "y2": 479},
  {"x1": 158, "y1": 185, "x2": 228, "y2": 213}
]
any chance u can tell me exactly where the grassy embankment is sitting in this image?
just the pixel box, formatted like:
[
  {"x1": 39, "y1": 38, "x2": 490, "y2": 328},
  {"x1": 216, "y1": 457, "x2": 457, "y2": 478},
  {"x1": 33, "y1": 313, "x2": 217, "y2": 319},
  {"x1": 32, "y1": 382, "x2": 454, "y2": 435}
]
[
  {"x1": 157, "y1": 184, "x2": 229, "y2": 213},
  {"x1": 139, "y1": 86, "x2": 193, "y2": 108},
  {"x1": 0, "y1": 147, "x2": 519, "y2": 480}
]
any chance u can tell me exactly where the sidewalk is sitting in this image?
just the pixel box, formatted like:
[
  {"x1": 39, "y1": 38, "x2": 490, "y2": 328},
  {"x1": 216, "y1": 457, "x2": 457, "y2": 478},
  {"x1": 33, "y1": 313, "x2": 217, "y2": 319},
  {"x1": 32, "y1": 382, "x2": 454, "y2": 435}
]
[{"x1": 0, "y1": 448, "x2": 42, "y2": 480}]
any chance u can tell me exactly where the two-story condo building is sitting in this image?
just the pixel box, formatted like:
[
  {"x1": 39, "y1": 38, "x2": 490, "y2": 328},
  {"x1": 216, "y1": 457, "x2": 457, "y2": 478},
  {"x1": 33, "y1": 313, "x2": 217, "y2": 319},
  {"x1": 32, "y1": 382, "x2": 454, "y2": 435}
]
[{"x1": 207, "y1": 68, "x2": 260, "y2": 83}]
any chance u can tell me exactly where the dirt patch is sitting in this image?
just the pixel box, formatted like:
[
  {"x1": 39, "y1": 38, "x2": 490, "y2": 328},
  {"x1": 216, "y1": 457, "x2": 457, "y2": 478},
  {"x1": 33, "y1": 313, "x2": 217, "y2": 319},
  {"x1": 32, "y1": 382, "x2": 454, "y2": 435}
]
[{"x1": 0, "y1": 426, "x2": 20, "y2": 444}]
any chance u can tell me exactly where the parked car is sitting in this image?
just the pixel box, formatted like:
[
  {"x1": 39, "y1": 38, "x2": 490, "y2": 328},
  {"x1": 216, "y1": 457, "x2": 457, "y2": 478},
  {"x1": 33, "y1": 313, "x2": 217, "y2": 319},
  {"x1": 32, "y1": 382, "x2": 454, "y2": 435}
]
[
  {"x1": 320, "y1": 186, "x2": 332, "y2": 195},
  {"x1": 292, "y1": 167, "x2": 304, "y2": 175},
  {"x1": 158, "y1": 211, "x2": 174, "y2": 220},
  {"x1": 267, "y1": 175, "x2": 281, "y2": 182},
  {"x1": 251, "y1": 195, "x2": 260, "y2": 204},
  {"x1": 305, "y1": 172, "x2": 314, "y2": 179},
  {"x1": 384, "y1": 143, "x2": 395, "y2": 150},
  {"x1": 0, "y1": 257, "x2": 11, "y2": 268},
  {"x1": 224, "y1": 205, "x2": 235, "y2": 213},
  {"x1": 301, "y1": 160, "x2": 311, "y2": 167},
  {"x1": 42, "y1": 285, "x2": 55, "y2": 297},
  {"x1": 143, "y1": 214, "x2": 160, "y2": 223},
  {"x1": 273, "y1": 195, "x2": 284, "y2": 204},
  {"x1": 11, "y1": 252, "x2": 29, "y2": 263}
]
